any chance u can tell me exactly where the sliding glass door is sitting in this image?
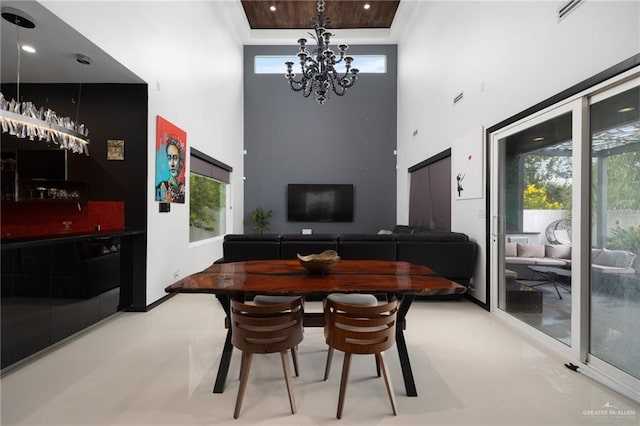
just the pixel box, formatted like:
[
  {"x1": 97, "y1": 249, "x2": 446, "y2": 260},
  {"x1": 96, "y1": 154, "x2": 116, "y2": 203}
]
[
  {"x1": 492, "y1": 106, "x2": 574, "y2": 345},
  {"x1": 490, "y1": 69, "x2": 640, "y2": 400},
  {"x1": 588, "y1": 81, "x2": 640, "y2": 382}
]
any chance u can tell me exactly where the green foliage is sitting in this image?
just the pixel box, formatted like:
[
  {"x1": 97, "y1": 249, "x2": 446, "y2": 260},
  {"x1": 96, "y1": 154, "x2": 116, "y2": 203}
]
[
  {"x1": 523, "y1": 155, "x2": 572, "y2": 209},
  {"x1": 189, "y1": 174, "x2": 222, "y2": 232},
  {"x1": 524, "y1": 155, "x2": 572, "y2": 185},
  {"x1": 523, "y1": 184, "x2": 563, "y2": 210},
  {"x1": 607, "y1": 225, "x2": 640, "y2": 253},
  {"x1": 250, "y1": 207, "x2": 272, "y2": 234},
  {"x1": 605, "y1": 151, "x2": 640, "y2": 210}
]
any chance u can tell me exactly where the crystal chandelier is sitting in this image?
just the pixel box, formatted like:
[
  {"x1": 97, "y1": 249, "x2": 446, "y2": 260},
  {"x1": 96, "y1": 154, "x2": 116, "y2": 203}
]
[
  {"x1": 285, "y1": 0, "x2": 359, "y2": 105},
  {"x1": 0, "y1": 8, "x2": 90, "y2": 154}
]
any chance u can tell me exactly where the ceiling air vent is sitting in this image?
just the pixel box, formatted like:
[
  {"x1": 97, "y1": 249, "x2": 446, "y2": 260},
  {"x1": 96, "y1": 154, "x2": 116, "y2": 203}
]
[{"x1": 558, "y1": 0, "x2": 584, "y2": 22}]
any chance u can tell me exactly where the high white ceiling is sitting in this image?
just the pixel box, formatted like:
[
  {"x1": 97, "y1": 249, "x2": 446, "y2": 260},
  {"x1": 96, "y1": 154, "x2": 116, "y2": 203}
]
[{"x1": 1, "y1": 1, "x2": 413, "y2": 86}]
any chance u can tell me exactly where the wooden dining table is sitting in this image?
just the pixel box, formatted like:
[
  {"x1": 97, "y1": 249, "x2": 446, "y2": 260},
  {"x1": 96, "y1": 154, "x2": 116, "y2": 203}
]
[{"x1": 165, "y1": 259, "x2": 467, "y2": 397}]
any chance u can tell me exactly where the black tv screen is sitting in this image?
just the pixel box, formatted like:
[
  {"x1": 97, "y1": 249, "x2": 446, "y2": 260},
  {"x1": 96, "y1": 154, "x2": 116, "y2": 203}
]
[{"x1": 287, "y1": 184, "x2": 354, "y2": 222}]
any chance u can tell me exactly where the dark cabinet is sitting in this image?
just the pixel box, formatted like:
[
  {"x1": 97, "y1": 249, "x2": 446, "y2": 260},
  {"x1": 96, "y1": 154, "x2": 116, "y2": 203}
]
[
  {"x1": 1, "y1": 148, "x2": 88, "y2": 203},
  {"x1": 1, "y1": 235, "x2": 121, "y2": 369}
]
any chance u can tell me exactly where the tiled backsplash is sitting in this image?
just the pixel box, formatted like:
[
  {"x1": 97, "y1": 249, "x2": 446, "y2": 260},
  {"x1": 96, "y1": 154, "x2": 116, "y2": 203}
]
[{"x1": 1, "y1": 201, "x2": 125, "y2": 239}]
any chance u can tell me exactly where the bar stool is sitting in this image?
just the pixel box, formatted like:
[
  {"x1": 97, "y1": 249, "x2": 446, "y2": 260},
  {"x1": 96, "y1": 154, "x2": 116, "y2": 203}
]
[
  {"x1": 323, "y1": 296, "x2": 398, "y2": 419},
  {"x1": 230, "y1": 297, "x2": 304, "y2": 419}
]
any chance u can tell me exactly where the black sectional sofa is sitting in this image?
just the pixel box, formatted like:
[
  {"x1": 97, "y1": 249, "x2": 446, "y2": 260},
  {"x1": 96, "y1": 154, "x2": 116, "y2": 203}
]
[{"x1": 221, "y1": 226, "x2": 477, "y2": 289}]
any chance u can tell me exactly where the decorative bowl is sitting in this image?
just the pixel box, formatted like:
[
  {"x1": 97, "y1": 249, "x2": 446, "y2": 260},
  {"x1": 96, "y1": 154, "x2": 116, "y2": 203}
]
[{"x1": 297, "y1": 250, "x2": 340, "y2": 274}]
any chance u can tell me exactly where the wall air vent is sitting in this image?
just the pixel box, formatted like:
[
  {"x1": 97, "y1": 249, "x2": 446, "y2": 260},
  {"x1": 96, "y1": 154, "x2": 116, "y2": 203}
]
[
  {"x1": 558, "y1": 0, "x2": 584, "y2": 21},
  {"x1": 453, "y1": 92, "x2": 464, "y2": 105}
]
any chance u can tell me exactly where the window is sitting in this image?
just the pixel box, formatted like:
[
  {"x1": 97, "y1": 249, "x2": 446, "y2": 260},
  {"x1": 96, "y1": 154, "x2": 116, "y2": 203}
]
[
  {"x1": 189, "y1": 149, "x2": 232, "y2": 243},
  {"x1": 255, "y1": 55, "x2": 386, "y2": 74}
]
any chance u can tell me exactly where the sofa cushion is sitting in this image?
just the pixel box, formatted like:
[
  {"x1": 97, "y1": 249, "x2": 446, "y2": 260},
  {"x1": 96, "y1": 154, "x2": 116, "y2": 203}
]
[
  {"x1": 224, "y1": 233, "x2": 281, "y2": 241},
  {"x1": 340, "y1": 233, "x2": 395, "y2": 241},
  {"x1": 392, "y1": 225, "x2": 417, "y2": 235},
  {"x1": 592, "y1": 264, "x2": 636, "y2": 274},
  {"x1": 517, "y1": 243, "x2": 545, "y2": 257},
  {"x1": 545, "y1": 244, "x2": 571, "y2": 259},
  {"x1": 505, "y1": 257, "x2": 537, "y2": 265},
  {"x1": 280, "y1": 233, "x2": 339, "y2": 241},
  {"x1": 411, "y1": 228, "x2": 469, "y2": 241},
  {"x1": 396, "y1": 231, "x2": 468, "y2": 242},
  {"x1": 505, "y1": 243, "x2": 517, "y2": 257}
]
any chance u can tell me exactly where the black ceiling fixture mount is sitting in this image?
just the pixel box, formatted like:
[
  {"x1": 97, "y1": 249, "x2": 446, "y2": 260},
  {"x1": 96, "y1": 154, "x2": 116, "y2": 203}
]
[{"x1": 1, "y1": 7, "x2": 36, "y2": 29}]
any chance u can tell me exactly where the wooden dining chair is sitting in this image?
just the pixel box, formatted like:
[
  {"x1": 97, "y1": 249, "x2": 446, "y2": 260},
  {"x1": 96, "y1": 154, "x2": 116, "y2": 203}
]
[
  {"x1": 323, "y1": 296, "x2": 398, "y2": 419},
  {"x1": 230, "y1": 297, "x2": 304, "y2": 419},
  {"x1": 252, "y1": 294, "x2": 304, "y2": 377}
]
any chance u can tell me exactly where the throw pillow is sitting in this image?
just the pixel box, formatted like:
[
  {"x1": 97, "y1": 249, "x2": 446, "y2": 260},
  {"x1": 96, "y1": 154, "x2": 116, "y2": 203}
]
[
  {"x1": 505, "y1": 243, "x2": 517, "y2": 257},
  {"x1": 517, "y1": 243, "x2": 545, "y2": 258},
  {"x1": 592, "y1": 248, "x2": 602, "y2": 262},
  {"x1": 545, "y1": 244, "x2": 571, "y2": 259},
  {"x1": 614, "y1": 251, "x2": 637, "y2": 268},
  {"x1": 597, "y1": 248, "x2": 637, "y2": 268}
]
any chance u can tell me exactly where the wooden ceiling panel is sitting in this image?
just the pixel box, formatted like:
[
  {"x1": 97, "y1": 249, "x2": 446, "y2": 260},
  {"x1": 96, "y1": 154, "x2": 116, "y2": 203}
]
[{"x1": 241, "y1": 0, "x2": 400, "y2": 30}]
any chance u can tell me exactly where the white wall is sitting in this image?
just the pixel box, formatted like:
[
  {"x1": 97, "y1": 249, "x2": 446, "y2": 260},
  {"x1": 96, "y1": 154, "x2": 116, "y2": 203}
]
[
  {"x1": 42, "y1": 1, "x2": 246, "y2": 305},
  {"x1": 396, "y1": 1, "x2": 640, "y2": 303}
]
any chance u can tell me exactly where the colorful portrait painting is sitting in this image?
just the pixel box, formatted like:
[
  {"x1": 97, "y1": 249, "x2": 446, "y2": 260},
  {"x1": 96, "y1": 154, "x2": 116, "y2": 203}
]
[{"x1": 155, "y1": 116, "x2": 187, "y2": 203}]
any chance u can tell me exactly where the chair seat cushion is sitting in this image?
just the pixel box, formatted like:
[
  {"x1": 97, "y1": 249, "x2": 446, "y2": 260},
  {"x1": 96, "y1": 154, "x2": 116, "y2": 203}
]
[
  {"x1": 253, "y1": 295, "x2": 302, "y2": 304},
  {"x1": 327, "y1": 293, "x2": 379, "y2": 306}
]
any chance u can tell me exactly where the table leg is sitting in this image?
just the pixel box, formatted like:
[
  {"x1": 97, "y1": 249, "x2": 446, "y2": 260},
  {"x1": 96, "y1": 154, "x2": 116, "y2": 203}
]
[
  {"x1": 549, "y1": 274, "x2": 563, "y2": 299},
  {"x1": 213, "y1": 295, "x2": 233, "y2": 394},
  {"x1": 396, "y1": 294, "x2": 418, "y2": 397}
]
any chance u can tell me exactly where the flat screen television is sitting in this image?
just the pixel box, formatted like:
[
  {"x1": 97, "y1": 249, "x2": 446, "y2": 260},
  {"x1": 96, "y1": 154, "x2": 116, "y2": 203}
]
[{"x1": 287, "y1": 184, "x2": 354, "y2": 222}]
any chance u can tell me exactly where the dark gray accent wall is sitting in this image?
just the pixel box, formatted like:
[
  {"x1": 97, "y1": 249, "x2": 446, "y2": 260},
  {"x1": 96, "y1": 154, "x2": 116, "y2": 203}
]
[{"x1": 243, "y1": 45, "x2": 397, "y2": 234}]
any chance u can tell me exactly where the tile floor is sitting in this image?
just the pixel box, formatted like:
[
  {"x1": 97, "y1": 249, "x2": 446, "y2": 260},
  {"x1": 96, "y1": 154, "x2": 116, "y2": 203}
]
[{"x1": 1, "y1": 294, "x2": 638, "y2": 425}]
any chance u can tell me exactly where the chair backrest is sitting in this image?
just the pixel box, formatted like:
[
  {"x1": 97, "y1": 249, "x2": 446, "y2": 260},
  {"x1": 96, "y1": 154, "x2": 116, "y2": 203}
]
[
  {"x1": 324, "y1": 297, "x2": 397, "y2": 355},
  {"x1": 231, "y1": 297, "x2": 304, "y2": 354}
]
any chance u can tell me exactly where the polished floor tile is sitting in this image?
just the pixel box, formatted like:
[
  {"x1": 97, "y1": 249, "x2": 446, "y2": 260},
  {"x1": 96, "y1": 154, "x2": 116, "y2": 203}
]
[{"x1": 1, "y1": 294, "x2": 638, "y2": 425}]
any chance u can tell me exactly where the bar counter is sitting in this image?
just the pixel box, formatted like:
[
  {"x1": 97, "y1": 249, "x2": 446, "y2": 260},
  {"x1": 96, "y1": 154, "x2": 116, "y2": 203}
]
[{"x1": 1, "y1": 228, "x2": 145, "y2": 370}]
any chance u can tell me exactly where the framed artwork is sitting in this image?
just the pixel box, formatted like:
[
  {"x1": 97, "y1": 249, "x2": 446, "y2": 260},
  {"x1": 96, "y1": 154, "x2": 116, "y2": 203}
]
[
  {"x1": 107, "y1": 139, "x2": 125, "y2": 160},
  {"x1": 453, "y1": 127, "x2": 484, "y2": 200},
  {"x1": 155, "y1": 116, "x2": 187, "y2": 203}
]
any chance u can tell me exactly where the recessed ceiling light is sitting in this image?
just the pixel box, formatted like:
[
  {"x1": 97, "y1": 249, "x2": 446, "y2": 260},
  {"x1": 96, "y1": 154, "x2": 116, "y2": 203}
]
[
  {"x1": 533, "y1": 137, "x2": 545, "y2": 142},
  {"x1": 76, "y1": 54, "x2": 92, "y2": 65},
  {"x1": 21, "y1": 44, "x2": 36, "y2": 53},
  {"x1": 364, "y1": 3, "x2": 371, "y2": 10},
  {"x1": 617, "y1": 107, "x2": 635, "y2": 113},
  {"x1": 270, "y1": 5, "x2": 276, "y2": 12}
]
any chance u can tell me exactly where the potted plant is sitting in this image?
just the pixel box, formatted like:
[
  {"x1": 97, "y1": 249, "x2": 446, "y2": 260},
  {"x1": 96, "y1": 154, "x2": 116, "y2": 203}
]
[{"x1": 250, "y1": 207, "x2": 272, "y2": 234}]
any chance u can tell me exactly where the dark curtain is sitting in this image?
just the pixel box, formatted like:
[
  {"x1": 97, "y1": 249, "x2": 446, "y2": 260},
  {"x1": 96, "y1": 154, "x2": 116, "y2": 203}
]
[{"x1": 409, "y1": 155, "x2": 451, "y2": 230}]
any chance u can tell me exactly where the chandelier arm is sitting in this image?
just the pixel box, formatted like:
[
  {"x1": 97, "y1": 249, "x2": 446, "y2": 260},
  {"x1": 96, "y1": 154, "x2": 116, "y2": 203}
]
[{"x1": 330, "y1": 79, "x2": 347, "y2": 96}]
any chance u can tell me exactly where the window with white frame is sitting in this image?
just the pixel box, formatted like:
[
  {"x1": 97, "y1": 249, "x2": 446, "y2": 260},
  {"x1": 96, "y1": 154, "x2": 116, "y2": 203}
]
[{"x1": 255, "y1": 55, "x2": 386, "y2": 74}]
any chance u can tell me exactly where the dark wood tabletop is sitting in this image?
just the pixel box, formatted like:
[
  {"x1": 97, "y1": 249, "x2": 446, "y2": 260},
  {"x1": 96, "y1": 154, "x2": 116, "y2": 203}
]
[
  {"x1": 164, "y1": 259, "x2": 467, "y2": 397},
  {"x1": 165, "y1": 259, "x2": 467, "y2": 296}
]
